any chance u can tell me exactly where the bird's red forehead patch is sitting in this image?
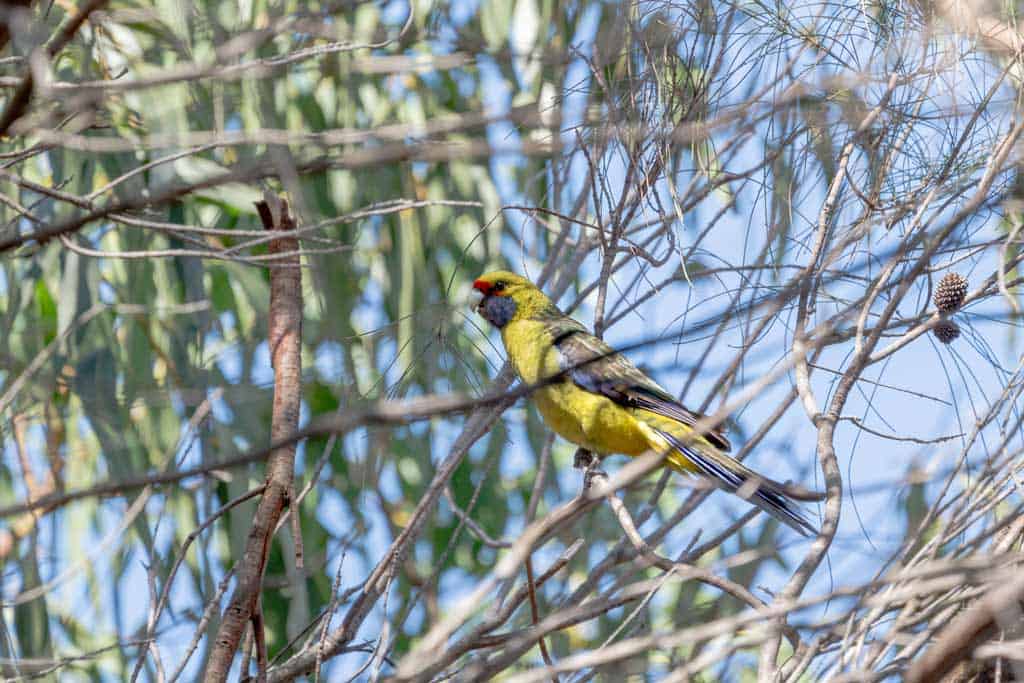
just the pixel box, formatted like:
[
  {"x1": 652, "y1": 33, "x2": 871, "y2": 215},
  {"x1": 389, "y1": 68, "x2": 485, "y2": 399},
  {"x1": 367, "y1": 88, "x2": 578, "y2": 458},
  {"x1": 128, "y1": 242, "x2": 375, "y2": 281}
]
[{"x1": 473, "y1": 279, "x2": 492, "y2": 294}]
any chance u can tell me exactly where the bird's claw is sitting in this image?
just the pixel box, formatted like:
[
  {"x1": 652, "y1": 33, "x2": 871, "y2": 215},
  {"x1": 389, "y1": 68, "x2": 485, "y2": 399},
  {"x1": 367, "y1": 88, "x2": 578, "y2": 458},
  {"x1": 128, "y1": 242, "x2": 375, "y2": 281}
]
[
  {"x1": 574, "y1": 449, "x2": 608, "y2": 492},
  {"x1": 573, "y1": 448, "x2": 597, "y2": 470}
]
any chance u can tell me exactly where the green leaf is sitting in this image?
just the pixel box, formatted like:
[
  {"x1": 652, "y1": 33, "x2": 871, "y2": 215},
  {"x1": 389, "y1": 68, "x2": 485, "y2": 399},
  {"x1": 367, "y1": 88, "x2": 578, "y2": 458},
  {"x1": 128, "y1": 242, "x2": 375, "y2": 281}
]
[
  {"x1": 174, "y1": 157, "x2": 261, "y2": 215},
  {"x1": 480, "y1": 0, "x2": 513, "y2": 49},
  {"x1": 34, "y1": 278, "x2": 57, "y2": 345}
]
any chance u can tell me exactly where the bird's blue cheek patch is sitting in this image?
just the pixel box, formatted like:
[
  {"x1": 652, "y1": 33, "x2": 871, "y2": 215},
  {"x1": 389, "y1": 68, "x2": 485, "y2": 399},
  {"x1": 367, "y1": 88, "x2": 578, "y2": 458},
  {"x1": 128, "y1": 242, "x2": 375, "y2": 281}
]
[{"x1": 480, "y1": 296, "x2": 517, "y2": 328}]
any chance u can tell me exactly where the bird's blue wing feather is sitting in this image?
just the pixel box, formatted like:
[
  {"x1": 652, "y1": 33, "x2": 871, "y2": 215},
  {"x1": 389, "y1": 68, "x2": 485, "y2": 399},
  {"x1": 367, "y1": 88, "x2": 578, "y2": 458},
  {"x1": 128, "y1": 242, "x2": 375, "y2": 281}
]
[{"x1": 551, "y1": 328, "x2": 732, "y2": 451}]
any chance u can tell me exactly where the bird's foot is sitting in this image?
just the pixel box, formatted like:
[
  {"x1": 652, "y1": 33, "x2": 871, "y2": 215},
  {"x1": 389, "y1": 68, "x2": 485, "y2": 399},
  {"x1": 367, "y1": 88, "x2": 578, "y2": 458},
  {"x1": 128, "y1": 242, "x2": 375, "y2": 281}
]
[
  {"x1": 573, "y1": 448, "x2": 597, "y2": 470},
  {"x1": 574, "y1": 449, "x2": 608, "y2": 493}
]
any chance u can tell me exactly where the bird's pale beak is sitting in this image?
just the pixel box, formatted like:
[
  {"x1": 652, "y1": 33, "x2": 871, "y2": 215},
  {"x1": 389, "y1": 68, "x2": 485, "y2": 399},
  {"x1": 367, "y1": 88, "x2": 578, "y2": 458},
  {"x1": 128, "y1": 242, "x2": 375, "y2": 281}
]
[{"x1": 471, "y1": 287, "x2": 486, "y2": 313}]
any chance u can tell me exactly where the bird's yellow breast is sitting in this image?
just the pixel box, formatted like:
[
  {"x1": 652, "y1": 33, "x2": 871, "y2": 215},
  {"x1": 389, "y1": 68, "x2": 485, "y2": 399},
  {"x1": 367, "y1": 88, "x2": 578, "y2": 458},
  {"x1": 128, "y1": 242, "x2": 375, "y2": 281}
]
[{"x1": 501, "y1": 319, "x2": 651, "y2": 456}]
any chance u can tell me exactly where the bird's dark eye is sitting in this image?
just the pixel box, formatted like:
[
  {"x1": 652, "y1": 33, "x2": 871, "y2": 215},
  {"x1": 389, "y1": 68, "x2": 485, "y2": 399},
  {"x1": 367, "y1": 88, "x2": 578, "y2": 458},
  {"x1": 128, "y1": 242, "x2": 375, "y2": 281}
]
[{"x1": 494, "y1": 281, "x2": 506, "y2": 292}]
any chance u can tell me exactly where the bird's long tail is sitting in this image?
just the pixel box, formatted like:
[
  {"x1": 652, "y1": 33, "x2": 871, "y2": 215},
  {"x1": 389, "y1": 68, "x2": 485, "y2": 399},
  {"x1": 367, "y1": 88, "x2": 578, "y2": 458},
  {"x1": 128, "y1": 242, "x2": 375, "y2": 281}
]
[{"x1": 638, "y1": 422, "x2": 819, "y2": 536}]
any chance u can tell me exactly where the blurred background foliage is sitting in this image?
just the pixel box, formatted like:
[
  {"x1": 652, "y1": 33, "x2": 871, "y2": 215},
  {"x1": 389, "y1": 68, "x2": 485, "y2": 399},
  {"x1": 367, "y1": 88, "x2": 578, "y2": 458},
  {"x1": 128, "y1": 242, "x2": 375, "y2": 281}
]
[{"x1": 1, "y1": 1, "x2": 651, "y2": 677}]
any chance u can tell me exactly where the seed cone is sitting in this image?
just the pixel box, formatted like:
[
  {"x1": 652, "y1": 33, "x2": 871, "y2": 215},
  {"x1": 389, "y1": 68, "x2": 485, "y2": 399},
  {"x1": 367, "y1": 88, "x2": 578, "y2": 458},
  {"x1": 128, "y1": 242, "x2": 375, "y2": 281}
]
[
  {"x1": 933, "y1": 319, "x2": 961, "y2": 344},
  {"x1": 934, "y1": 272, "x2": 968, "y2": 313}
]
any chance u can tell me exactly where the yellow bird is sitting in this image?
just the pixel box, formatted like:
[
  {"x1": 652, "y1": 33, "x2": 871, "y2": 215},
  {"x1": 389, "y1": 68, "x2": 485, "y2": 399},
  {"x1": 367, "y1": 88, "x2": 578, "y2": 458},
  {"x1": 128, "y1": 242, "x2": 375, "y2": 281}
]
[{"x1": 473, "y1": 270, "x2": 817, "y2": 536}]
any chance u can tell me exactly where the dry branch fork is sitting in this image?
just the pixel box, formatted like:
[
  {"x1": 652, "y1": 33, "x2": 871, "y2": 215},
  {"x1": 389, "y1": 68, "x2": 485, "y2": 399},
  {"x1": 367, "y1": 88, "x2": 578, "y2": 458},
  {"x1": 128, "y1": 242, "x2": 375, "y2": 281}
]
[{"x1": 204, "y1": 192, "x2": 304, "y2": 683}]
